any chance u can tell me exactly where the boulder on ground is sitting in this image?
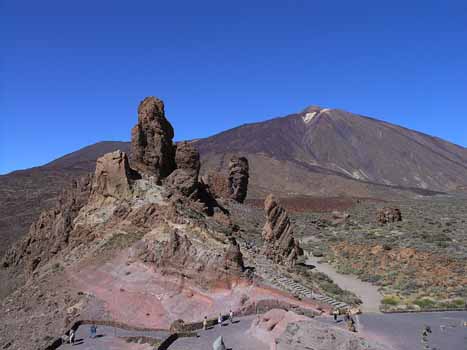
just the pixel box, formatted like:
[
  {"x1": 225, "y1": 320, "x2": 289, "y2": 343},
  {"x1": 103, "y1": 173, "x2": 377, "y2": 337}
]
[{"x1": 377, "y1": 207, "x2": 402, "y2": 225}]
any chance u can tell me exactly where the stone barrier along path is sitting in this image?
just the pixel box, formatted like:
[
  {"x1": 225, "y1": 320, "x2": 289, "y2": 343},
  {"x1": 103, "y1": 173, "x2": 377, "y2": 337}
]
[
  {"x1": 251, "y1": 252, "x2": 349, "y2": 311},
  {"x1": 168, "y1": 315, "x2": 267, "y2": 350},
  {"x1": 57, "y1": 324, "x2": 169, "y2": 350}
]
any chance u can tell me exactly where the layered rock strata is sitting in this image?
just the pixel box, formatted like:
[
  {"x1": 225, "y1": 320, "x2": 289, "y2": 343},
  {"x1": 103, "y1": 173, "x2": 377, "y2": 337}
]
[{"x1": 261, "y1": 194, "x2": 303, "y2": 266}]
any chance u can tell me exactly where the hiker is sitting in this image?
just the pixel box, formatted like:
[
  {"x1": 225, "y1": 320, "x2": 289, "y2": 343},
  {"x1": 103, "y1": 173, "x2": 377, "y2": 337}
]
[
  {"x1": 90, "y1": 324, "x2": 97, "y2": 338},
  {"x1": 218, "y1": 313, "x2": 223, "y2": 326},
  {"x1": 332, "y1": 309, "x2": 339, "y2": 322},
  {"x1": 203, "y1": 316, "x2": 208, "y2": 330},
  {"x1": 229, "y1": 310, "x2": 234, "y2": 324},
  {"x1": 69, "y1": 329, "x2": 75, "y2": 345}
]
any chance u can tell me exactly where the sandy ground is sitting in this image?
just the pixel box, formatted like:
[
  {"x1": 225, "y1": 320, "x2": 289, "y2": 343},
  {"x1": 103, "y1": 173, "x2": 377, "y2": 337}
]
[{"x1": 306, "y1": 253, "x2": 382, "y2": 312}]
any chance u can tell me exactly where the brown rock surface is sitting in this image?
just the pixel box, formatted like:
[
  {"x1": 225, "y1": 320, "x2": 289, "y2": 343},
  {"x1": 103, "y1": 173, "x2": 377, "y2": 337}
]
[
  {"x1": 261, "y1": 194, "x2": 303, "y2": 266},
  {"x1": 148, "y1": 228, "x2": 245, "y2": 286},
  {"x1": 166, "y1": 141, "x2": 200, "y2": 197},
  {"x1": 201, "y1": 156, "x2": 249, "y2": 203},
  {"x1": 93, "y1": 150, "x2": 139, "y2": 200},
  {"x1": 130, "y1": 96, "x2": 176, "y2": 180},
  {"x1": 228, "y1": 156, "x2": 249, "y2": 203},
  {"x1": 377, "y1": 207, "x2": 402, "y2": 225},
  {"x1": 201, "y1": 172, "x2": 230, "y2": 199}
]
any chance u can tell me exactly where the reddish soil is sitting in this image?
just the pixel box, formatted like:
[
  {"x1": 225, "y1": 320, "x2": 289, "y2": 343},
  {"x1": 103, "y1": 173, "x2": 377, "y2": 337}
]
[{"x1": 70, "y1": 250, "x2": 322, "y2": 329}]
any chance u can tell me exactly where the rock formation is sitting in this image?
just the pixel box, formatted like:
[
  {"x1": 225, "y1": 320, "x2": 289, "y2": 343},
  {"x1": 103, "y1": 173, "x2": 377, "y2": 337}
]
[
  {"x1": 201, "y1": 172, "x2": 230, "y2": 199},
  {"x1": 202, "y1": 156, "x2": 249, "y2": 203},
  {"x1": 92, "y1": 150, "x2": 140, "y2": 201},
  {"x1": 228, "y1": 156, "x2": 249, "y2": 203},
  {"x1": 166, "y1": 141, "x2": 200, "y2": 197},
  {"x1": 377, "y1": 207, "x2": 402, "y2": 225},
  {"x1": 130, "y1": 96, "x2": 176, "y2": 181},
  {"x1": 261, "y1": 194, "x2": 303, "y2": 266},
  {"x1": 148, "y1": 229, "x2": 245, "y2": 286}
]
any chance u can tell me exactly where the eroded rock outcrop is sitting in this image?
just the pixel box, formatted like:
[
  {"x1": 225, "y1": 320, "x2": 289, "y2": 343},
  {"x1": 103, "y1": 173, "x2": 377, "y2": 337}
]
[
  {"x1": 166, "y1": 141, "x2": 200, "y2": 197},
  {"x1": 130, "y1": 96, "x2": 176, "y2": 181},
  {"x1": 149, "y1": 229, "x2": 245, "y2": 285},
  {"x1": 202, "y1": 156, "x2": 249, "y2": 203},
  {"x1": 377, "y1": 207, "x2": 402, "y2": 225},
  {"x1": 261, "y1": 194, "x2": 303, "y2": 266},
  {"x1": 228, "y1": 156, "x2": 249, "y2": 203},
  {"x1": 92, "y1": 150, "x2": 140, "y2": 201}
]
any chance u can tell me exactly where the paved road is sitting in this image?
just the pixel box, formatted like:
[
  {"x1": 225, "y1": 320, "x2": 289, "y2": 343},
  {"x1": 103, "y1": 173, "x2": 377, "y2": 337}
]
[
  {"x1": 306, "y1": 253, "x2": 382, "y2": 313},
  {"x1": 318, "y1": 311, "x2": 467, "y2": 350},
  {"x1": 168, "y1": 315, "x2": 267, "y2": 350},
  {"x1": 57, "y1": 324, "x2": 169, "y2": 350}
]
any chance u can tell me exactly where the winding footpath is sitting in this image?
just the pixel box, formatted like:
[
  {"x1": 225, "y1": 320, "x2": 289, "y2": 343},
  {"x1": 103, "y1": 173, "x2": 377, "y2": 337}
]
[{"x1": 306, "y1": 252, "x2": 383, "y2": 313}]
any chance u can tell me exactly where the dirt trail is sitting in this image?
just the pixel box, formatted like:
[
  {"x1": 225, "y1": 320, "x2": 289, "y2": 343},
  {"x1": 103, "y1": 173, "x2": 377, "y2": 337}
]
[{"x1": 306, "y1": 252, "x2": 383, "y2": 313}]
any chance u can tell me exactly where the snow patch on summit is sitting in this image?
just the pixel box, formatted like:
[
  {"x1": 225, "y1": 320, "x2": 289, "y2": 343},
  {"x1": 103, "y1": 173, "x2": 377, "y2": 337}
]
[{"x1": 302, "y1": 112, "x2": 318, "y2": 124}]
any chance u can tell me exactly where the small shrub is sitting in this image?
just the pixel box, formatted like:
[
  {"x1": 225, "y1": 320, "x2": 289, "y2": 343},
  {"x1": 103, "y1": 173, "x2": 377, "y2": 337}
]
[
  {"x1": 414, "y1": 298, "x2": 436, "y2": 309},
  {"x1": 382, "y1": 295, "x2": 400, "y2": 306}
]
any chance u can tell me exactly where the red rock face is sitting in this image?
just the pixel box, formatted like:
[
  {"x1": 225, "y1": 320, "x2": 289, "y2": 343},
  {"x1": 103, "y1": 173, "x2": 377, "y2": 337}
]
[
  {"x1": 130, "y1": 96, "x2": 176, "y2": 181},
  {"x1": 261, "y1": 194, "x2": 303, "y2": 266},
  {"x1": 377, "y1": 207, "x2": 402, "y2": 225}
]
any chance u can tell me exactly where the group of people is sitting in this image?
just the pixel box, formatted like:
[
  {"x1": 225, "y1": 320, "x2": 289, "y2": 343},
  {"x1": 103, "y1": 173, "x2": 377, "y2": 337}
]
[
  {"x1": 332, "y1": 309, "x2": 357, "y2": 332},
  {"x1": 203, "y1": 310, "x2": 235, "y2": 330},
  {"x1": 64, "y1": 324, "x2": 98, "y2": 346}
]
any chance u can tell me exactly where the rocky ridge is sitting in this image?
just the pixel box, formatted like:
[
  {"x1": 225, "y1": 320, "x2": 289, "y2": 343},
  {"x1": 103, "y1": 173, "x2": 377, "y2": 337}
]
[{"x1": 262, "y1": 194, "x2": 303, "y2": 266}]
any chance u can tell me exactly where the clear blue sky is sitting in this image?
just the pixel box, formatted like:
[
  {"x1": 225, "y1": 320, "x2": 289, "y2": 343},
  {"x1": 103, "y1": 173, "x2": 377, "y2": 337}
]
[{"x1": 1, "y1": 0, "x2": 466, "y2": 175}]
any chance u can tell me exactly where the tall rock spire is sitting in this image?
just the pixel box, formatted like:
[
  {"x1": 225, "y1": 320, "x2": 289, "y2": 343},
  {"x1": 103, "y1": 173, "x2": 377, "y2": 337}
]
[{"x1": 130, "y1": 96, "x2": 176, "y2": 182}]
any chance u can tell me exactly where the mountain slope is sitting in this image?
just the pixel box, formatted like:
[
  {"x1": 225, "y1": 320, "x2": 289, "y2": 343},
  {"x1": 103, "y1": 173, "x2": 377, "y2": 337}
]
[
  {"x1": 1, "y1": 106, "x2": 466, "y2": 256},
  {"x1": 195, "y1": 106, "x2": 467, "y2": 196}
]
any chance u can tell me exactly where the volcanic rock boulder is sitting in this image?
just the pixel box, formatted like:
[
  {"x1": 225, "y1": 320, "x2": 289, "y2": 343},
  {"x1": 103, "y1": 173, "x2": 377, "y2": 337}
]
[
  {"x1": 130, "y1": 96, "x2": 176, "y2": 181},
  {"x1": 93, "y1": 150, "x2": 140, "y2": 201},
  {"x1": 377, "y1": 207, "x2": 402, "y2": 225},
  {"x1": 228, "y1": 156, "x2": 249, "y2": 203},
  {"x1": 166, "y1": 141, "x2": 200, "y2": 197},
  {"x1": 262, "y1": 194, "x2": 303, "y2": 266}
]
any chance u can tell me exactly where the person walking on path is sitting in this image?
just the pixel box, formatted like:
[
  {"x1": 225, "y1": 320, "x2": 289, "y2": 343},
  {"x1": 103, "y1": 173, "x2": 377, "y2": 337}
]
[
  {"x1": 229, "y1": 310, "x2": 234, "y2": 324},
  {"x1": 69, "y1": 329, "x2": 75, "y2": 345},
  {"x1": 333, "y1": 309, "x2": 339, "y2": 323},
  {"x1": 218, "y1": 313, "x2": 223, "y2": 327},
  {"x1": 203, "y1": 316, "x2": 208, "y2": 330},
  {"x1": 90, "y1": 324, "x2": 97, "y2": 338}
]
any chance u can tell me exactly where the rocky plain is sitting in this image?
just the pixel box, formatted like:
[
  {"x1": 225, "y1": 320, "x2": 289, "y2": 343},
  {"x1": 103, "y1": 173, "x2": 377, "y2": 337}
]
[{"x1": 1, "y1": 97, "x2": 467, "y2": 350}]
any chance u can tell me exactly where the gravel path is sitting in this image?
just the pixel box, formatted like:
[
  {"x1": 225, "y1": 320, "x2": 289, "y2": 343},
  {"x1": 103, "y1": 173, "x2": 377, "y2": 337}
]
[{"x1": 306, "y1": 253, "x2": 382, "y2": 312}]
